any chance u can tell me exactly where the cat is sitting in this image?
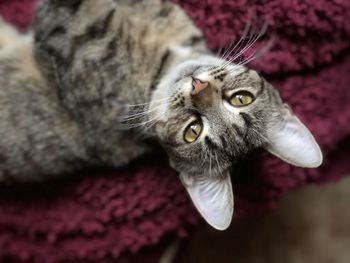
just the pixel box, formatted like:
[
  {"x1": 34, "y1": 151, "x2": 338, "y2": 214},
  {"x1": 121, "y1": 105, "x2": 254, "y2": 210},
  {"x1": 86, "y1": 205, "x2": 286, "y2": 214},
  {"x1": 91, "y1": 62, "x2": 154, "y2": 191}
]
[{"x1": 0, "y1": 0, "x2": 322, "y2": 230}]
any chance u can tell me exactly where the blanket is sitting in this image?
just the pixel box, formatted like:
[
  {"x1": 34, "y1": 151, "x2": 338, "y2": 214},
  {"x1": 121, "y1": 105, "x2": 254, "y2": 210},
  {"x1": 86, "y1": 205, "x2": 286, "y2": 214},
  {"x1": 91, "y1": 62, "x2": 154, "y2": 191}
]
[{"x1": 0, "y1": 0, "x2": 349, "y2": 262}]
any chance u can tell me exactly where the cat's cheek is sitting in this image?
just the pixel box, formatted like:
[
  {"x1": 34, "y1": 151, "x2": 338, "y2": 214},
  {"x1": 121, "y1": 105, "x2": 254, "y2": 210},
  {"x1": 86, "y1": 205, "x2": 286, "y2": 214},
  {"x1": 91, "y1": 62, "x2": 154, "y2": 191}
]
[{"x1": 154, "y1": 121, "x2": 167, "y2": 140}]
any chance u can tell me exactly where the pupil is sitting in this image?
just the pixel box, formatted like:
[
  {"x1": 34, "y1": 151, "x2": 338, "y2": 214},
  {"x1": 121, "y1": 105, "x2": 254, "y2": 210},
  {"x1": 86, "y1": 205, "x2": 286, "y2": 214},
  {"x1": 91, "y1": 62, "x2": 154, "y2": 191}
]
[
  {"x1": 238, "y1": 95, "x2": 244, "y2": 104},
  {"x1": 192, "y1": 127, "x2": 198, "y2": 135}
]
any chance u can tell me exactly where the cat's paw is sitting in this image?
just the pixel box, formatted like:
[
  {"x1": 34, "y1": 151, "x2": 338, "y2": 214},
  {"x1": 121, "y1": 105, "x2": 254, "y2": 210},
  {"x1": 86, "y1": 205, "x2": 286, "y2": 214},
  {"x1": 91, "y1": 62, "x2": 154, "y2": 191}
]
[{"x1": 0, "y1": 17, "x2": 21, "y2": 50}]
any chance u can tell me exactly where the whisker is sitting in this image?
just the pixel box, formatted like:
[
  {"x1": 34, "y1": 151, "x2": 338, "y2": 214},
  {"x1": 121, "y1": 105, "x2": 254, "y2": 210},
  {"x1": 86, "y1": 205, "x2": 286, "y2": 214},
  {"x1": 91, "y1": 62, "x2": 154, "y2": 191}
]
[
  {"x1": 126, "y1": 96, "x2": 170, "y2": 108},
  {"x1": 215, "y1": 15, "x2": 269, "y2": 72},
  {"x1": 119, "y1": 99, "x2": 170, "y2": 121},
  {"x1": 209, "y1": 154, "x2": 212, "y2": 177},
  {"x1": 119, "y1": 108, "x2": 154, "y2": 121},
  {"x1": 237, "y1": 37, "x2": 274, "y2": 67},
  {"x1": 216, "y1": 12, "x2": 257, "y2": 69},
  {"x1": 214, "y1": 153, "x2": 223, "y2": 177},
  {"x1": 122, "y1": 112, "x2": 163, "y2": 129},
  {"x1": 226, "y1": 22, "x2": 267, "y2": 67},
  {"x1": 226, "y1": 36, "x2": 273, "y2": 74},
  {"x1": 220, "y1": 20, "x2": 254, "y2": 65},
  {"x1": 219, "y1": 15, "x2": 253, "y2": 63},
  {"x1": 200, "y1": 148, "x2": 209, "y2": 169}
]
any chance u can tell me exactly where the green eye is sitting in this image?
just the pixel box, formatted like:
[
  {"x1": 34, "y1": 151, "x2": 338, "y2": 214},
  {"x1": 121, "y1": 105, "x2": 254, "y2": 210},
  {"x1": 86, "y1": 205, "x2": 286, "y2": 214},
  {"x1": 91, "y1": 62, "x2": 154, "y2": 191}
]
[
  {"x1": 230, "y1": 91, "x2": 254, "y2": 107},
  {"x1": 184, "y1": 121, "x2": 203, "y2": 143}
]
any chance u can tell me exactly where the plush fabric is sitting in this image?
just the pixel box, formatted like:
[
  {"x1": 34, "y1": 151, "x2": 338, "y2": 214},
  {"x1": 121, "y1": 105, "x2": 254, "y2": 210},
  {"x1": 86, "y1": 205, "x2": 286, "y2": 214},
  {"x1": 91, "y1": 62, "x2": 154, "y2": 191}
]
[{"x1": 0, "y1": 0, "x2": 349, "y2": 262}]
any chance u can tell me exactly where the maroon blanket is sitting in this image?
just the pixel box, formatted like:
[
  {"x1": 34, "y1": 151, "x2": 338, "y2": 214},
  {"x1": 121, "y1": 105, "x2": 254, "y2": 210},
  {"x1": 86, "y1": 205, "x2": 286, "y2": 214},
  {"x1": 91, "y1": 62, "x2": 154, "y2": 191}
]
[{"x1": 0, "y1": 0, "x2": 350, "y2": 262}]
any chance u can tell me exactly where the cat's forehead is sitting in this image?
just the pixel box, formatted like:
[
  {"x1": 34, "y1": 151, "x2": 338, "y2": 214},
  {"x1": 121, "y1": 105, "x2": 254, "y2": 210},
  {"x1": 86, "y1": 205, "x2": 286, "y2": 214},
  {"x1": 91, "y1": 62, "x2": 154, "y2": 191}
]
[{"x1": 195, "y1": 64, "x2": 262, "y2": 90}]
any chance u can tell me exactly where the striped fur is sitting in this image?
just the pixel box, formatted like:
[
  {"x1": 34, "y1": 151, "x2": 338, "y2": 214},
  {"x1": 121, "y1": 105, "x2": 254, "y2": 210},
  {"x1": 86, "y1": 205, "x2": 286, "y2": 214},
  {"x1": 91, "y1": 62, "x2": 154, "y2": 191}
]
[
  {"x1": 0, "y1": 0, "x2": 207, "y2": 182},
  {"x1": 0, "y1": 0, "x2": 317, "y2": 188}
]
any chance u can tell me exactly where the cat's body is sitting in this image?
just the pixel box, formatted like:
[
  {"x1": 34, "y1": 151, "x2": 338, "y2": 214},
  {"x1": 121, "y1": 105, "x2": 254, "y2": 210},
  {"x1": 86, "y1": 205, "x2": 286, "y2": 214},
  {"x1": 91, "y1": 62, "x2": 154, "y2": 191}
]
[
  {"x1": 0, "y1": 18, "x2": 87, "y2": 182},
  {"x1": 0, "y1": 0, "x2": 205, "y2": 181},
  {"x1": 0, "y1": 0, "x2": 322, "y2": 229}
]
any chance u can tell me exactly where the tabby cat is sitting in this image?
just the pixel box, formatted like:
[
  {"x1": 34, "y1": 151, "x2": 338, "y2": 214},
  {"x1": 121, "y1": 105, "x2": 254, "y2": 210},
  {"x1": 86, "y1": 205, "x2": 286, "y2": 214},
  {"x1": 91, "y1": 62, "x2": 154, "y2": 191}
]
[{"x1": 0, "y1": 0, "x2": 322, "y2": 230}]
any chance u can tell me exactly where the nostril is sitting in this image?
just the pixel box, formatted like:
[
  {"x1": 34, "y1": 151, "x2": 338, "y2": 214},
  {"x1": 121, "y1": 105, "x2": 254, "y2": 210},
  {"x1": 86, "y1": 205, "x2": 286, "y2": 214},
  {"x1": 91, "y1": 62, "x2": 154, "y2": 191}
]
[{"x1": 191, "y1": 77, "x2": 209, "y2": 95}]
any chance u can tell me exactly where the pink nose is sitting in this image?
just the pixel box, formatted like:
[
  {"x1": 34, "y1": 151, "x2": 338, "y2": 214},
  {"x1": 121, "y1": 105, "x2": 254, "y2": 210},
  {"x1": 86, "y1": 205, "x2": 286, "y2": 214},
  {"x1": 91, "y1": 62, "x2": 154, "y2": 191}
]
[{"x1": 191, "y1": 78, "x2": 209, "y2": 95}]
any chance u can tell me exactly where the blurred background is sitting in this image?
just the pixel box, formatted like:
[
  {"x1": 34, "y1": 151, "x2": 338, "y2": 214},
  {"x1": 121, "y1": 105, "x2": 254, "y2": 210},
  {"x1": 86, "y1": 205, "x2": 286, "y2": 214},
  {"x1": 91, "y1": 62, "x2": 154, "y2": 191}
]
[
  {"x1": 175, "y1": 176, "x2": 350, "y2": 263},
  {"x1": 0, "y1": 0, "x2": 349, "y2": 262}
]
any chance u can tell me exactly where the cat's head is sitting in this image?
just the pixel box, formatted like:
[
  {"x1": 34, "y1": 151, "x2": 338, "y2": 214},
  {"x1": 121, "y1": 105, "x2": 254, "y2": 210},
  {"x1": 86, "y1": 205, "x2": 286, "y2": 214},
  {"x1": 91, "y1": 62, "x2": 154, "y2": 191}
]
[{"x1": 150, "y1": 55, "x2": 323, "y2": 230}]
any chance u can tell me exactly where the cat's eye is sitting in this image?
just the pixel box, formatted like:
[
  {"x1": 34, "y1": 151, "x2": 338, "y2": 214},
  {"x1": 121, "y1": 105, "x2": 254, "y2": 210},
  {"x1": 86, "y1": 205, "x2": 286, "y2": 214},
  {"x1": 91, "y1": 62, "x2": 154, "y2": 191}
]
[
  {"x1": 184, "y1": 120, "x2": 203, "y2": 143},
  {"x1": 229, "y1": 91, "x2": 254, "y2": 107}
]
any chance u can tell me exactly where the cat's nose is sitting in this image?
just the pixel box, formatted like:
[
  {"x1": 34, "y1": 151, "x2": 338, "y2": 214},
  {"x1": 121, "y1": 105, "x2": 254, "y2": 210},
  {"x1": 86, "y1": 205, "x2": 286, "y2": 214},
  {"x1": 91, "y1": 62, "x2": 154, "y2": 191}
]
[{"x1": 191, "y1": 77, "x2": 209, "y2": 95}]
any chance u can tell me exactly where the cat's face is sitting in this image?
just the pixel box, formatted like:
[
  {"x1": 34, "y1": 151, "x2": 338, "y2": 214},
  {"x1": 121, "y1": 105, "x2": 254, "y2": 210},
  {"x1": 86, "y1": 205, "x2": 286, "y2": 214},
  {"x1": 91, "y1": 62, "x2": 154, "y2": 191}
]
[
  {"x1": 153, "y1": 58, "x2": 271, "y2": 176},
  {"x1": 150, "y1": 56, "x2": 323, "y2": 230}
]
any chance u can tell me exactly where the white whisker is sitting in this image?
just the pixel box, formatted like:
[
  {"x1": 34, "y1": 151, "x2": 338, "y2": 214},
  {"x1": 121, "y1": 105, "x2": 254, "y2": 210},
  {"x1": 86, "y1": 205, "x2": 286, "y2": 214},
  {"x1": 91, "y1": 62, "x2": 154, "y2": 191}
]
[
  {"x1": 226, "y1": 23, "x2": 267, "y2": 67},
  {"x1": 214, "y1": 16, "x2": 268, "y2": 72},
  {"x1": 126, "y1": 96, "x2": 170, "y2": 108},
  {"x1": 209, "y1": 154, "x2": 212, "y2": 177},
  {"x1": 237, "y1": 38, "x2": 274, "y2": 67},
  {"x1": 119, "y1": 98, "x2": 169, "y2": 122},
  {"x1": 220, "y1": 22, "x2": 254, "y2": 66},
  {"x1": 214, "y1": 153, "x2": 223, "y2": 177},
  {"x1": 200, "y1": 148, "x2": 209, "y2": 169},
  {"x1": 215, "y1": 14, "x2": 257, "y2": 69}
]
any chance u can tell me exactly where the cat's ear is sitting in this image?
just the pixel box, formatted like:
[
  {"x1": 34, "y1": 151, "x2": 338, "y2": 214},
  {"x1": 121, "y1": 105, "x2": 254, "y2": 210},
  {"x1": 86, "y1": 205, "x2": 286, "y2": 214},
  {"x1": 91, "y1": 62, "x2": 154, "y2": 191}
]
[
  {"x1": 179, "y1": 173, "x2": 233, "y2": 230},
  {"x1": 264, "y1": 107, "x2": 323, "y2": 168}
]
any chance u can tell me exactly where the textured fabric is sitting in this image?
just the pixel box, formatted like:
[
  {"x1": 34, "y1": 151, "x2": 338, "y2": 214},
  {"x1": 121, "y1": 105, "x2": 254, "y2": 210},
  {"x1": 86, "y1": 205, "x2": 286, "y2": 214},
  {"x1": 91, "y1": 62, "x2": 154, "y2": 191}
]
[{"x1": 0, "y1": 0, "x2": 349, "y2": 262}]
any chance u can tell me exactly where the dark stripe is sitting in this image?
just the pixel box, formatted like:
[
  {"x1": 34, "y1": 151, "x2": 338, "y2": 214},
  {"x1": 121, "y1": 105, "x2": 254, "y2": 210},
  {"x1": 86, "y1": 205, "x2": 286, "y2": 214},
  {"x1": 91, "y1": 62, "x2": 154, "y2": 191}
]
[
  {"x1": 90, "y1": 60, "x2": 106, "y2": 101},
  {"x1": 234, "y1": 68, "x2": 249, "y2": 79},
  {"x1": 232, "y1": 122, "x2": 251, "y2": 149},
  {"x1": 185, "y1": 35, "x2": 204, "y2": 46},
  {"x1": 209, "y1": 68, "x2": 225, "y2": 76},
  {"x1": 51, "y1": 59, "x2": 67, "y2": 104},
  {"x1": 219, "y1": 135, "x2": 228, "y2": 148},
  {"x1": 232, "y1": 123, "x2": 245, "y2": 138},
  {"x1": 208, "y1": 135, "x2": 232, "y2": 160},
  {"x1": 99, "y1": 10, "x2": 115, "y2": 36},
  {"x1": 239, "y1": 113, "x2": 255, "y2": 146},
  {"x1": 54, "y1": 0, "x2": 83, "y2": 14},
  {"x1": 207, "y1": 65, "x2": 220, "y2": 72},
  {"x1": 44, "y1": 25, "x2": 66, "y2": 42},
  {"x1": 41, "y1": 45, "x2": 67, "y2": 66},
  {"x1": 239, "y1": 112, "x2": 253, "y2": 128},
  {"x1": 73, "y1": 9, "x2": 115, "y2": 47},
  {"x1": 100, "y1": 21, "x2": 126, "y2": 63},
  {"x1": 100, "y1": 36, "x2": 118, "y2": 63},
  {"x1": 214, "y1": 72, "x2": 227, "y2": 81},
  {"x1": 157, "y1": 5, "x2": 172, "y2": 17},
  {"x1": 0, "y1": 153, "x2": 7, "y2": 163},
  {"x1": 205, "y1": 136, "x2": 220, "y2": 152},
  {"x1": 139, "y1": 26, "x2": 149, "y2": 39},
  {"x1": 150, "y1": 50, "x2": 171, "y2": 90},
  {"x1": 125, "y1": 34, "x2": 133, "y2": 56}
]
